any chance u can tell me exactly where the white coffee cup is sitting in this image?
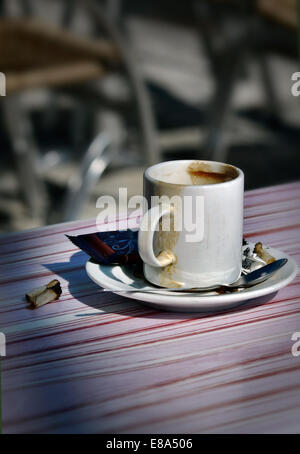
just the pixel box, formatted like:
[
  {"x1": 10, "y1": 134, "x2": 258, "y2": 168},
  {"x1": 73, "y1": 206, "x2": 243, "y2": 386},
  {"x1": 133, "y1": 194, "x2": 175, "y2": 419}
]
[{"x1": 138, "y1": 160, "x2": 244, "y2": 288}]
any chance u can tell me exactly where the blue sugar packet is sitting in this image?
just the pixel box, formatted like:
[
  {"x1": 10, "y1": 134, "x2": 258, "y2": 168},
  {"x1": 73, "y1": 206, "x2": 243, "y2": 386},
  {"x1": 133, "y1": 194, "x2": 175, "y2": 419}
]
[{"x1": 67, "y1": 229, "x2": 141, "y2": 265}]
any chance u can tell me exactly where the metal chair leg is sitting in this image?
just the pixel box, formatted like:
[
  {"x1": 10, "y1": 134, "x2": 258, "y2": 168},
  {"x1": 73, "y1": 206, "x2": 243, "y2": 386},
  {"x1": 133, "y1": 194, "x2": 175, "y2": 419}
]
[
  {"x1": 2, "y1": 95, "x2": 47, "y2": 222},
  {"x1": 63, "y1": 133, "x2": 112, "y2": 221},
  {"x1": 202, "y1": 49, "x2": 243, "y2": 162},
  {"x1": 257, "y1": 53, "x2": 281, "y2": 119},
  {"x1": 61, "y1": 0, "x2": 77, "y2": 28},
  {"x1": 19, "y1": 0, "x2": 34, "y2": 17},
  {"x1": 84, "y1": 0, "x2": 160, "y2": 166}
]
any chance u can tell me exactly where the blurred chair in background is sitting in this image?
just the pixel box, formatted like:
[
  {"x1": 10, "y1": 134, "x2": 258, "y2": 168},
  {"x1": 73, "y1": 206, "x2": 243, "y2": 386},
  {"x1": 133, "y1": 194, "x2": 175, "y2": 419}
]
[
  {"x1": 193, "y1": 0, "x2": 298, "y2": 161},
  {"x1": 114, "y1": 0, "x2": 298, "y2": 166},
  {"x1": 0, "y1": 0, "x2": 298, "y2": 231},
  {"x1": 0, "y1": 0, "x2": 159, "y2": 223}
]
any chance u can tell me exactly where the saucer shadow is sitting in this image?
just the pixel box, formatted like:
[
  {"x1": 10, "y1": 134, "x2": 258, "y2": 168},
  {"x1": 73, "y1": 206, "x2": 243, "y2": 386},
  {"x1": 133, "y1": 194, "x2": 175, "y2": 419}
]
[{"x1": 43, "y1": 251, "x2": 279, "y2": 320}]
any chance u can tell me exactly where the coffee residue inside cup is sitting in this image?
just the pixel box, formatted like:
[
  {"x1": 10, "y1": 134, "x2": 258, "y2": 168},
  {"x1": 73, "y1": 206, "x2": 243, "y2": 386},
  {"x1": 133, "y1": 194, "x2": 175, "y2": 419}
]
[{"x1": 187, "y1": 161, "x2": 236, "y2": 185}]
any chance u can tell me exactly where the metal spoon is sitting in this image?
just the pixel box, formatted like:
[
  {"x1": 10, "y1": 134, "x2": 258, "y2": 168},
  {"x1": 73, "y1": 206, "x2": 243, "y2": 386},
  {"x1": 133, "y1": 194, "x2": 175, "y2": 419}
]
[{"x1": 102, "y1": 258, "x2": 288, "y2": 293}]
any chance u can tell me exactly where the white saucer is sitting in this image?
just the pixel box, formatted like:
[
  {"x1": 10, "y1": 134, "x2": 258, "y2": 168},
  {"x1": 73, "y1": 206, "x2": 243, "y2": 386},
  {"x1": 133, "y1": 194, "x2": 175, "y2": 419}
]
[{"x1": 86, "y1": 245, "x2": 298, "y2": 312}]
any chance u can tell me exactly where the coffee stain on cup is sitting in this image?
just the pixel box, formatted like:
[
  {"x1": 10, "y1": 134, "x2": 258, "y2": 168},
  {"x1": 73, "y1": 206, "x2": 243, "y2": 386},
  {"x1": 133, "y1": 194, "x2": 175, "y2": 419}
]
[
  {"x1": 156, "y1": 249, "x2": 176, "y2": 267},
  {"x1": 154, "y1": 209, "x2": 184, "y2": 288},
  {"x1": 160, "y1": 267, "x2": 183, "y2": 288}
]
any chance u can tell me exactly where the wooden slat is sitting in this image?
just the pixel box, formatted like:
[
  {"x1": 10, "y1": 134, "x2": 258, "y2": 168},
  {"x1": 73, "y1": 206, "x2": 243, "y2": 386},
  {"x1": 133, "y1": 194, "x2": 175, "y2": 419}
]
[
  {"x1": 0, "y1": 19, "x2": 119, "y2": 70},
  {"x1": 6, "y1": 61, "x2": 105, "y2": 94},
  {"x1": 0, "y1": 19, "x2": 118, "y2": 93},
  {"x1": 257, "y1": 0, "x2": 298, "y2": 29}
]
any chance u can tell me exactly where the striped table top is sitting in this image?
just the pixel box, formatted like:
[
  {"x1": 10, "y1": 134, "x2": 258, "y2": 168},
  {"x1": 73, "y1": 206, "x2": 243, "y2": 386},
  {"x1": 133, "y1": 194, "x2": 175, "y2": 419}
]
[{"x1": 1, "y1": 182, "x2": 300, "y2": 434}]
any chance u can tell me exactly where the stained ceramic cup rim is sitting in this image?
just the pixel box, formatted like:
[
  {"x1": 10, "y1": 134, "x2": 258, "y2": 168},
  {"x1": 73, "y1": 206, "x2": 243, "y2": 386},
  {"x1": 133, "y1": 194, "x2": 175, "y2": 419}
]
[{"x1": 144, "y1": 159, "x2": 244, "y2": 189}]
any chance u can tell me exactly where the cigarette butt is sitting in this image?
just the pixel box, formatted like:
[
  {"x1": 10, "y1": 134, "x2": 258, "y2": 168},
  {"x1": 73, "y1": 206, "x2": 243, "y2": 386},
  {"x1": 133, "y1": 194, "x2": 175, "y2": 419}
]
[
  {"x1": 254, "y1": 242, "x2": 276, "y2": 264},
  {"x1": 26, "y1": 279, "x2": 62, "y2": 308}
]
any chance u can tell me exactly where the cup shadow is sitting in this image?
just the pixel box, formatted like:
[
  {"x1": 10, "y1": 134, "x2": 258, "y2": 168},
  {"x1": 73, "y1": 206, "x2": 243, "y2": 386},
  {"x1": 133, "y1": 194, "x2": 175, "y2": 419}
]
[{"x1": 43, "y1": 251, "x2": 279, "y2": 321}]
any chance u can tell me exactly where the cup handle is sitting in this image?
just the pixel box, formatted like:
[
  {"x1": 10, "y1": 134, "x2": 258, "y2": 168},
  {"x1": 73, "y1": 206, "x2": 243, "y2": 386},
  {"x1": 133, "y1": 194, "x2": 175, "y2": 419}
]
[{"x1": 138, "y1": 204, "x2": 176, "y2": 268}]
